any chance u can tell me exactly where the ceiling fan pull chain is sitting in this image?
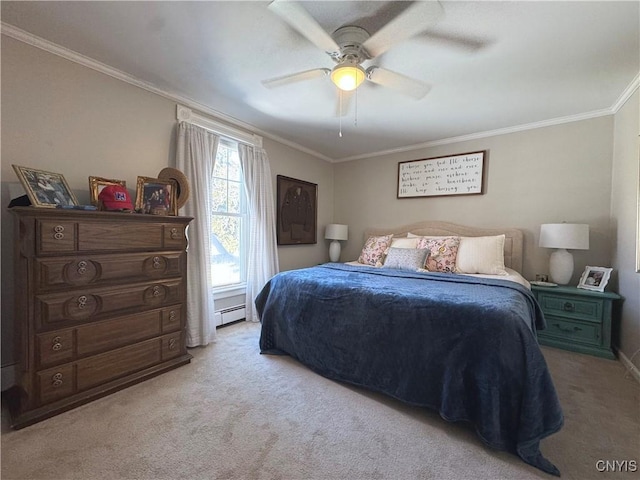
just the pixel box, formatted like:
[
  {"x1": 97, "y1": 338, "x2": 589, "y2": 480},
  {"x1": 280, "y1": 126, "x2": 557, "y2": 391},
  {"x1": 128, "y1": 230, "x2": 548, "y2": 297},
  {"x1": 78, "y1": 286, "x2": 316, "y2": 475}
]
[
  {"x1": 339, "y1": 89, "x2": 343, "y2": 137},
  {"x1": 354, "y1": 87, "x2": 358, "y2": 127}
]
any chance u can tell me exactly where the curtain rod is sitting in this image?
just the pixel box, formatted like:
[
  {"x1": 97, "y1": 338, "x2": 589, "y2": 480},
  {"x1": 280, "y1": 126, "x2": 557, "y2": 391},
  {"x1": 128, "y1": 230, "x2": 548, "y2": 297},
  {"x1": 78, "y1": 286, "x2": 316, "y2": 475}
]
[{"x1": 177, "y1": 105, "x2": 263, "y2": 148}]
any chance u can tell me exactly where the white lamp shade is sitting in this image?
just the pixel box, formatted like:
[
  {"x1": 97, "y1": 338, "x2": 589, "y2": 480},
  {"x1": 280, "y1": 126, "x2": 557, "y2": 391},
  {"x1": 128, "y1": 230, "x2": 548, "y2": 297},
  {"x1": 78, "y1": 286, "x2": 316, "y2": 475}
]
[
  {"x1": 539, "y1": 223, "x2": 589, "y2": 284},
  {"x1": 325, "y1": 224, "x2": 348, "y2": 241},
  {"x1": 539, "y1": 224, "x2": 589, "y2": 250}
]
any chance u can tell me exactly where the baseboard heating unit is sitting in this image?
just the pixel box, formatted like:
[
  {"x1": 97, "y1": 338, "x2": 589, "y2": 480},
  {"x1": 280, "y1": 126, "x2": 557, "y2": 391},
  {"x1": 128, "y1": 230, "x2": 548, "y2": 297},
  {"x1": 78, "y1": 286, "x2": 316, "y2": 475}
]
[{"x1": 214, "y1": 305, "x2": 246, "y2": 327}]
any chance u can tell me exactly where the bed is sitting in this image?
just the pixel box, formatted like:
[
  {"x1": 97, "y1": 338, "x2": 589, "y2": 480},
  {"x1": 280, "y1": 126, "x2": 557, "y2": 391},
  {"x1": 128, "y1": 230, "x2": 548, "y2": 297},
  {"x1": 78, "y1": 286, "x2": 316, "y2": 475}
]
[{"x1": 257, "y1": 221, "x2": 563, "y2": 475}]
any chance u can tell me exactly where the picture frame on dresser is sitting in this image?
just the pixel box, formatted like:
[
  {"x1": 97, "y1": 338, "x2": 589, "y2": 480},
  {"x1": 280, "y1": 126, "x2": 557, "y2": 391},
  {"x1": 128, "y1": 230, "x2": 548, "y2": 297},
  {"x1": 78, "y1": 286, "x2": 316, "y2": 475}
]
[
  {"x1": 12, "y1": 165, "x2": 78, "y2": 208},
  {"x1": 577, "y1": 266, "x2": 612, "y2": 292},
  {"x1": 89, "y1": 176, "x2": 127, "y2": 205},
  {"x1": 135, "y1": 176, "x2": 178, "y2": 216}
]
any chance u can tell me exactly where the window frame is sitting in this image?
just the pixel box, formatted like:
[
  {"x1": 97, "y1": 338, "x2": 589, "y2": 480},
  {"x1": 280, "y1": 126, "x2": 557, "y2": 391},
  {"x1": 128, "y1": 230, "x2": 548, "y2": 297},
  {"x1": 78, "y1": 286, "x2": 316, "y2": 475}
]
[{"x1": 210, "y1": 137, "x2": 249, "y2": 294}]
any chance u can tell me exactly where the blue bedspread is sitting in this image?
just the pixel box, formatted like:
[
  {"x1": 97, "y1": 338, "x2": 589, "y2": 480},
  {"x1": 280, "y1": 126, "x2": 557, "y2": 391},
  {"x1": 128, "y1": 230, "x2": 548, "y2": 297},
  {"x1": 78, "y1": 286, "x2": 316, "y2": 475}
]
[{"x1": 257, "y1": 263, "x2": 563, "y2": 475}]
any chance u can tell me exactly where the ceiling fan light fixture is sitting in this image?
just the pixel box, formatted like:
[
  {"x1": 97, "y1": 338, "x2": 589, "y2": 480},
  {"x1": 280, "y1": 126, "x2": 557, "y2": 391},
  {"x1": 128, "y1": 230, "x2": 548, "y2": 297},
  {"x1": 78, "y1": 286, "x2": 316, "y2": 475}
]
[{"x1": 331, "y1": 64, "x2": 365, "y2": 91}]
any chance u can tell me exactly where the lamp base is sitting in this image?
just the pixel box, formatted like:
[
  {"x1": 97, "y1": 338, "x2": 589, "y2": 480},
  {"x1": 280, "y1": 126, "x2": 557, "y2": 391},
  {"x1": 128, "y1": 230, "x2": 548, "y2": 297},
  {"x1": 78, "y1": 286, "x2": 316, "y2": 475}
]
[
  {"x1": 549, "y1": 248, "x2": 574, "y2": 285},
  {"x1": 329, "y1": 240, "x2": 342, "y2": 262}
]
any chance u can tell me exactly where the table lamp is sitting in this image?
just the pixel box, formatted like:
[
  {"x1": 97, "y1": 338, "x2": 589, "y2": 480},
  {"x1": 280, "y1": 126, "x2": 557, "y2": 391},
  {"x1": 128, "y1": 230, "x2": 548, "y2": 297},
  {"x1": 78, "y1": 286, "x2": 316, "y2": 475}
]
[
  {"x1": 325, "y1": 224, "x2": 348, "y2": 262},
  {"x1": 539, "y1": 223, "x2": 589, "y2": 284}
]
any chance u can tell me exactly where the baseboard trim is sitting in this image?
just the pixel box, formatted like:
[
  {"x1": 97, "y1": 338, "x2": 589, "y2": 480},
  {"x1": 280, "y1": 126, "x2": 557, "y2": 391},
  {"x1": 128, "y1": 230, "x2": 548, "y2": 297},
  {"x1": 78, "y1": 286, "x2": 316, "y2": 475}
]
[
  {"x1": 1, "y1": 364, "x2": 17, "y2": 392},
  {"x1": 618, "y1": 350, "x2": 640, "y2": 384}
]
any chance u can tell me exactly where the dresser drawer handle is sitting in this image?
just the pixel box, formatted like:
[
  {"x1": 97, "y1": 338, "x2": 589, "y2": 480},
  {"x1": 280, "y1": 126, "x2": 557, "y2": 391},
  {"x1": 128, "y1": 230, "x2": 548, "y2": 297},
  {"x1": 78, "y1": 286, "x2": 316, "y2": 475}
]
[
  {"x1": 52, "y1": 342, "x2": 62, "y2": 351},
  {"x1": 153, "y1": 256, "x2": 161, "y2": 269},
  {"x1": 52, "y1": 372, "x2": 63, "y2": 387},
  {"x1": 170, "y1": 228, "x2": 180, "y2": 239},
  {"x1": 169, "y1": 311, "x2": 177, "y2": 321},
  {"x1": 562, "y1": 302, "x2": 575, "y2": 312},
  {"x1": 153, "y1": 286, "x2": 161, "y2": 297},
  {"x1": 77, "y1": 295, "x2": 87, "y2": 308},
  {"x1": 168, "y1": 338, "x2": 177, "y2": 350},
  {"x1": 77, "y1": 260, "x2": 88, "y2": 275},
  {"x1": 553, "y1": 323, "x2": 582, "y2": 333},
  {"x1": 53, "y1": 225, "x2": 65, "y2": 240}
]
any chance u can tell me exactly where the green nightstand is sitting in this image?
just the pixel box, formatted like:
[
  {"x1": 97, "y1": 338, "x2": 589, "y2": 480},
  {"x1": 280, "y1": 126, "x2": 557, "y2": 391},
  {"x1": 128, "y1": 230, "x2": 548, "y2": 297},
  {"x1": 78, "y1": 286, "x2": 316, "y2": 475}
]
[{"x1": 531, "y1": 285, "x2": 621, "y2": 359}]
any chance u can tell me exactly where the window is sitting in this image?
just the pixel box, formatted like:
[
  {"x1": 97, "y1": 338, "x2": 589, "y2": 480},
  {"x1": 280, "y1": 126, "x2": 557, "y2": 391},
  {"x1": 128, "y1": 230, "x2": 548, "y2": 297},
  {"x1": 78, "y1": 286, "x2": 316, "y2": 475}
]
[{"x1": 211, "y1": 139, "x2": 248, "y2": 289}]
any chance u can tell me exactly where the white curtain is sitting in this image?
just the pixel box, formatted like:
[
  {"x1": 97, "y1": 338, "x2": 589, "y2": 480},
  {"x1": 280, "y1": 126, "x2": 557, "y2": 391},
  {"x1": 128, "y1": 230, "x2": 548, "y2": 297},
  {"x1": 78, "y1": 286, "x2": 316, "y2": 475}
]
[
  {"x1": 175, "y1": 122, "x2": 219, "y2": 346},
  {"x1": 238, "y1": 144, "x2": 280, "y2": 322}
]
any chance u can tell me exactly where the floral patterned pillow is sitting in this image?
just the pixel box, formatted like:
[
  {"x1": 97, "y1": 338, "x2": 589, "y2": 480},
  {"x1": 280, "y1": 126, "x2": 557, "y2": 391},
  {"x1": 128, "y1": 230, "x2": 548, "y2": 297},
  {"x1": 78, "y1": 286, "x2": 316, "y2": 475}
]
[
  {"x1": 416, "y1": 236, "x2": 460, "y2": 273},
  {"x1": 358, "y1": 234, "x2": 393, "y2": 266}
]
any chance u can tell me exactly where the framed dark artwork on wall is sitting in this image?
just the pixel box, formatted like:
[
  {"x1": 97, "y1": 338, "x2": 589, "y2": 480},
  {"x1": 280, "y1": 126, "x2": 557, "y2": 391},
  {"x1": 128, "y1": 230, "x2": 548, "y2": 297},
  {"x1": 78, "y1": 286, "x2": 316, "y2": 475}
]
[{"x1": 276, "y1": 175, "x2": 317, "y2": 245}]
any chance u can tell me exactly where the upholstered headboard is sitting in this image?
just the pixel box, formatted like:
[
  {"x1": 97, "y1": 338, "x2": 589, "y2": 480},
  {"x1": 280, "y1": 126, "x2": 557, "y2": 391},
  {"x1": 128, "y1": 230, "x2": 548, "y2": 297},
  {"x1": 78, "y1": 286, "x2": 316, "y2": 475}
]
[{"x1": 364, "y1": 221, "x2": 524, "y2": 274}]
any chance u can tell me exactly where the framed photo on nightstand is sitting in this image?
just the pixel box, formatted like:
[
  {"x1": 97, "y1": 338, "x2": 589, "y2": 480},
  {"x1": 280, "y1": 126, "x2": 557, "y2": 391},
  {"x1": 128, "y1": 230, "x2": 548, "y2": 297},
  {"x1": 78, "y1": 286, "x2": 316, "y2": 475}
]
[{"x1": 577, "y1": 266, "x2": 612, "y2": 292}]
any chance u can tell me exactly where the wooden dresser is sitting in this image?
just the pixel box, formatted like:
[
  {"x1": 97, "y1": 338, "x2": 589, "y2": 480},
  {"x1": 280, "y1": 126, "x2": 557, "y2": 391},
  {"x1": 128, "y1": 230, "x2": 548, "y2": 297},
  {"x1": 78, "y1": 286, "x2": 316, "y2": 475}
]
[{"x1": 8, "y1": 207, "x2": 193, "y2": 428}]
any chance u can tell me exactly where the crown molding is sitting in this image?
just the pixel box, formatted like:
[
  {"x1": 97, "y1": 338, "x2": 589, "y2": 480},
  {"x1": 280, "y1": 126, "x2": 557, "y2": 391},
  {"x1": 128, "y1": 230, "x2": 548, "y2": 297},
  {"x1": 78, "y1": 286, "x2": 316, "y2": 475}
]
[
  {"x1": 335, "y1": 107, "x2": 615, "y2": 162},
  {"x1": 0, "y1": 22, "x2": 332, "y2": 163},
  {"x1": 611, "y1": 72, "x2": 640, "y2": 113}
]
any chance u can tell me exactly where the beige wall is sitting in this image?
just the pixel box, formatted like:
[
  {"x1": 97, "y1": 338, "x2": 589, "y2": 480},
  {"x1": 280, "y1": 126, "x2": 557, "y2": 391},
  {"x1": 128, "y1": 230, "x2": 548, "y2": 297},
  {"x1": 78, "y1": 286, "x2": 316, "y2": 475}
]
[
  {"x1": 335, "y1": 116, "x2": 615, "y2": 283},
  {"x1": 3, "y1": 34, "x2": 637, "y2": 374},
  {"x1": 0, "y1": 37, "x2": 333, "y2": 367},
  {"x1": 611, "y1": 89, "x2": 640, "y2": 369},
  {"x1": 264, "y1": 137, "x2": 334, "y2": 272}
]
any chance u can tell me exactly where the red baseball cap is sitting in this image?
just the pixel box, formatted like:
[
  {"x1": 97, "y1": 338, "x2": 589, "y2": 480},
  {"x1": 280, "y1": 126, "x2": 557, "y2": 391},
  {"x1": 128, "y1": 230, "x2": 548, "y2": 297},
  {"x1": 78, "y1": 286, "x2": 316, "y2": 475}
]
[{"x1": 98, "y1": 185, "x2": 134, "y2": 211}]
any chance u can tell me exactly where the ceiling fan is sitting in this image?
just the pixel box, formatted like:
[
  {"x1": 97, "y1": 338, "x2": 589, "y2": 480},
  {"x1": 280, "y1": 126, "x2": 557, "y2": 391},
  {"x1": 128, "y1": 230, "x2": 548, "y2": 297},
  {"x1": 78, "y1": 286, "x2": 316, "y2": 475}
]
[{"x1": 262, "y1": 0, "x2": 447, "y2": 105}]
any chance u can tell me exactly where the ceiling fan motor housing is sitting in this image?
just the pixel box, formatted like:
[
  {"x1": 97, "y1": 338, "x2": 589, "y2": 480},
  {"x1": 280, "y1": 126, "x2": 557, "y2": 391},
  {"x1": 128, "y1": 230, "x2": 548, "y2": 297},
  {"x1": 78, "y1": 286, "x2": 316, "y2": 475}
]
[{"x1": 330, "y1": 26, "x2": 371, "y2": 63}]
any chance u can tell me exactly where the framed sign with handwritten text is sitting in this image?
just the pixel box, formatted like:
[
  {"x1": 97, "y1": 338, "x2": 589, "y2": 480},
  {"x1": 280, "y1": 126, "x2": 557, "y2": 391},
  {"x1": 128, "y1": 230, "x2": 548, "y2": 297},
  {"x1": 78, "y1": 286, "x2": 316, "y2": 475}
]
[{"x1": 397, "y1": 150, "x2": 486, "y2": 198}]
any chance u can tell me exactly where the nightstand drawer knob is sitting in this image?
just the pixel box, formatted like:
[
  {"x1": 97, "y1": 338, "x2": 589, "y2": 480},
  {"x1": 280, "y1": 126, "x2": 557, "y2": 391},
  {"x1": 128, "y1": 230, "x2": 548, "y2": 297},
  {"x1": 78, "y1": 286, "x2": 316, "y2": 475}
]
[
  {"x1": 562, "y1": 302, "x2": 575, "y2": 312},
  {"x1": 553, "y1": 323, "x2": 582, "y2": 333}
]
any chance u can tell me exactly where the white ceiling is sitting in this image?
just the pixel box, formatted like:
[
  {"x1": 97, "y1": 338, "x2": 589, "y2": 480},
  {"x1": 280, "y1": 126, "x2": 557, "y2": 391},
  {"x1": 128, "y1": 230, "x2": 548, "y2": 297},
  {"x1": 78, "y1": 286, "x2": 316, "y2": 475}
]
[{"x1": 2, "y1": 1, "x2": 638, "y2": 161}]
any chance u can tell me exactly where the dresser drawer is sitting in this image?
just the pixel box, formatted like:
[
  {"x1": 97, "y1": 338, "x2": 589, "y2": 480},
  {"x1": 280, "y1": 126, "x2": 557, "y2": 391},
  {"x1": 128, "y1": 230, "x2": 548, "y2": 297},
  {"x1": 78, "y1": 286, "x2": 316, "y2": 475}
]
[
  {"x1": 539, "y1": 316, "x2": 601, "y2": 346},
  {"x1": 76, "y1": 338, "x2": 162, "y2": 391},
  {"x1": 536, "y1": 293, "x2": 602, "y2": 323},
  {"x1": 35, "y1": 279, "x2": 184, "y2": 329},
  {"x1": 36, "y1": 330, "x2": 74, "y2": 368},
  {"x1": 35, "y1": 306, "x2": 183, "y2": 368},
  {"x1": 36, "y1": 219, "x2": 189, "y2": 255},
  {"x1": 162, "y1": 332, "x2": 184, "y2": 361},
  {"x1": 38, "y1": 220, "x2": 76, "y2": 254},
  {"x1": 35, "y1": 251, "x2": 184, "y2": 291},
  {"x1": 162, "y1": 305, "x2": 183, "y2": 333},
  {"x1": 37, "y1": 364, "x2": 75, "y2": 405}
]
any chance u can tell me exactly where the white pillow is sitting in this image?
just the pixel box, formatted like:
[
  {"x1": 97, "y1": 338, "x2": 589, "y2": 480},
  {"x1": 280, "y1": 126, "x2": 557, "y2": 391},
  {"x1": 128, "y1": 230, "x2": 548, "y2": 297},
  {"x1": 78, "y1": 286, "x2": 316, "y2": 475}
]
[
  {"x1": 456, "y1": 235, "x2": 507, "y2": 275},
  {"x1": 390, "y1": 237, "x2": 419, "y2": 249}
]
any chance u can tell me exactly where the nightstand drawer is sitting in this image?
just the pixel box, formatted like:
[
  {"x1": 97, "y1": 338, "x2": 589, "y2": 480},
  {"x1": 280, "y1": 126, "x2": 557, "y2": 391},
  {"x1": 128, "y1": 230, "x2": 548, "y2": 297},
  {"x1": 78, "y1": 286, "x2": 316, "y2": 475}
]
[
  {"x1": 539, "y1": 316, "x2": 601, "y2": 346},
  {"x1": 536, "y1": 293, "x2": 602, "y2": 323}
]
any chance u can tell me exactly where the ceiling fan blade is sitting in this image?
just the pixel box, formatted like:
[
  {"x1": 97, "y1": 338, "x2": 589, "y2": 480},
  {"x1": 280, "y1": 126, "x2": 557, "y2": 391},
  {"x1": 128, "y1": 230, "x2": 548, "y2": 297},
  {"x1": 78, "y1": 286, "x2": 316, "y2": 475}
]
[
  {"x1": 366, "y1": 67, "x2": 431, "y2": 99},
  {"x1": 262, "y1": 68, "x2": 330, "y2": 88},
  {"x1": 420, "y1": 31, "x2": 487, "y2": 52},
  {"x1": 335, "y1": 90, "x2": 354, "y2": 117},
  {"x1": 363, "y1": 1, "x2": 444, "y2": 58},
  {"x1": 268, "y1": 1, "x2": 340, "y2": 55}
]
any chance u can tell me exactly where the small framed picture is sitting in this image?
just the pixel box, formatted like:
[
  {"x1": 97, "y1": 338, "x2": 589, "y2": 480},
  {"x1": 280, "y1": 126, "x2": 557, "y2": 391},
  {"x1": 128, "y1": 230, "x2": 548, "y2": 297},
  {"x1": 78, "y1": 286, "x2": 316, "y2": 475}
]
[
  {"x1": 89, "y1": 176, "x2": 127, "y2": 206},
  {"x1": 577, "y1": 266, "x2": 613, "y2": 292},
  {"x1": 12, "y1": 165, "x2": 78, "y2": 208},
  {"x1": 135, "y1": 176, "x2": 178, "y2": 215}
]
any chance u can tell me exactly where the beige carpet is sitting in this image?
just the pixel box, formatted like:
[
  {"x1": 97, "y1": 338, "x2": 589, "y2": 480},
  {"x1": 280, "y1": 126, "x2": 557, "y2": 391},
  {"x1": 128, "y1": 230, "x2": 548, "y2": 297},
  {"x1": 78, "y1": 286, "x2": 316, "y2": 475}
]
[{"x1": 1, "y1": 321, "x2": 638, "y2": 480}]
